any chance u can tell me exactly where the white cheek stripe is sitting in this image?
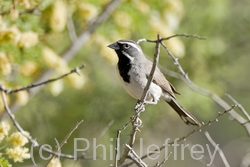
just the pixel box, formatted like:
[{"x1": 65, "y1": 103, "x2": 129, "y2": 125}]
[
  {"x1": 119, "y1": 41, "x2": 142, "y2": 53},
  {"x1": 122, "y1": 51, "x2": 134, "y2": 61}
]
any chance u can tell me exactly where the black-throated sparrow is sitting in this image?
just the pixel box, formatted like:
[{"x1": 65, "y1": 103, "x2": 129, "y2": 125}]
[{"x1": 108, "y1": 39, "x2": 201, "y2": 127}]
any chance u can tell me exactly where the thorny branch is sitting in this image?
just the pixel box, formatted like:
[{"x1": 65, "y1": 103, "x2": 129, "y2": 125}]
[
  {"x1": 0, "y1": 64, "x2": 85, "y2": 94},
  {"x1": 139, "y1": 34, "x2": 250, "y2": 135},
  {"x1": 122, "y1": 105, "x2": 236, "y2": 167},
  {"x1": 160, "y1": 38, "x2": 250, "y2": 135}
]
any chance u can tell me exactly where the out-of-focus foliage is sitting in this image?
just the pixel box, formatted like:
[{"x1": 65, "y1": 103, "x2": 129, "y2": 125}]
[
  {"x1": 0, "y1": 121, "x2": 30, "y2": 164},
  {"x1": 0, "y1": 0, "x2": 250, "y2": 166}
]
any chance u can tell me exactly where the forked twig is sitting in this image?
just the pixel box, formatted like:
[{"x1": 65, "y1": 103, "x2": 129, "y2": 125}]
[
  {"x1": 126, "y1": 144, "x2": 147, "y2": 167},
  {"x1": 226, "y1": 94, "x2": 250, "y2": 122},
  {"x1": 137, "y1": 33, "x2": 205, "y2": 44}
]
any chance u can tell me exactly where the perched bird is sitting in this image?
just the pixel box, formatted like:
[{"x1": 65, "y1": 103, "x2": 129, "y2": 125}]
[{"x1": 108, "y1": 39, "x2": 201, "y2": 127}]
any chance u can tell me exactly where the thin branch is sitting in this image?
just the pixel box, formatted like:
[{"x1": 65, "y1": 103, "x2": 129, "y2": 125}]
[
  {"x1": 226, "y1": 94, "x2": 250, "y2": 122},
  {"x1": 125, "y1": 144, "x2": 148, "y2": 167},
  {"x1": 0, "y1": 64, "x2": 84, "y2": 94},
  {"x1": 114, "y1": 119, "x2": 132, "y2": 167},
  {"x1": 135, "y1": 33, "x2": 161, "y2": 112},
  {"x1": 122, "y1": 105, "x2": 236, "y2": 167},
  {"x1": 46, "y1": 120, "x2": 84, "y2": 166},
  {"x1": 0, "y1": 90, "x2": 90, "y2": 160},
  {"x1": 137, "y1": 34, "x2": 205, "y2": 44},
  {"x1": 117, "y1": 116, "x2": 140, "y2": 166},
  {"x1": 140, "y1": 33, "x2": 161, "y2": 103},
  {"x1": 0, "y1": 87, "x2": 39, "y2": 146},
  {"x1": 154, "y1": 152, "x2": 172, "y2": 167},
  {"x1": 62, "y1": 0, "x2": 121, "y2": 62},
  {"x1": 59, "y1": 120, "x2": 84, "y2": 147},
  {"x1": 160, "y1": 41, "x2": 187, "y2": 78},
  {"x1": 98, "y1": 120, "x2": 114, "y2": 141},
  {"x1": 160, "y1": 65, "x2": 250, "y2": 135},
  {"x1": 67, "y1": 13, "x2": 78, "y2": 42},
  {"x1": 156, "y1": 37, "x2": 250, "y2": 135},
  {"x1": 204, "y1": 131, "x2": 230, "y2": 167}
]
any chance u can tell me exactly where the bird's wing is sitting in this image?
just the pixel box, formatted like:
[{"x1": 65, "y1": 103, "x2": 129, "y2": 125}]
[{"x1": 144, "y1": 59, "x2": 180, "y2": 99}]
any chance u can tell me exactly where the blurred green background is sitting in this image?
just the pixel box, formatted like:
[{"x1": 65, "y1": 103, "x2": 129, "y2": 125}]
[{"x1": 1, "y1": 0, "x2": 250, "y2": 166}]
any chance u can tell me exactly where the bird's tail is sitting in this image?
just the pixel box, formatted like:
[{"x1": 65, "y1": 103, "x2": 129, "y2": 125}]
[{"x1": 166, "y1": 98, "x2": 201, "y2": 127}]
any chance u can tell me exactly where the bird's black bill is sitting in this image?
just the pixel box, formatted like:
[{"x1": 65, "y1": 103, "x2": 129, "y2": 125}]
[{"x1": 107, "y1": 42, "x2": 119, "y2": 50}]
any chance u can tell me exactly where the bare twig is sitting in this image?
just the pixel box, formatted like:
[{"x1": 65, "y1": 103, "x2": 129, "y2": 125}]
[
  {"x1": 160, "y1": 65, "x2": 250, "y2": 135},
  {"x1": 98, "y1": 120, "x2": 114, "y2": 141},
  {"x1": 147, "y1": 105, "x2": 236, "y2": 159},
  {"x1": 140, "y1": 34, "x2": 161, "y2": 102},
  {"x1": 226, "y1": 94, "x2": 250, "y2": 122},
  {"x1": 62, "y1": 0, "x2": 121, "y2": 62},
  {"x1": 122, "y1": 105, "x2": 236, "y2": 167},
  {"x1": 154, "y1": 152, "x2": 172, "y2": 167},
  {"x1": 117, "y1": 116, "x2": 140, "y2": 166},
  {"x1": 137, "y1": 34, "x2": 205, "y2": 44},
  {"x1": 126, "y1": 144, "x2": 148, "y2": 167},
  {"x1": 114, "y1": 118, "x2": 132, "y2": 167},
  {"x1": 0, "y1": 64, "x2": 85, "y2": 94},
  {"x1": 67, "y1": 13, "x2": 78, "y2": 42},
  {"x1": 0, "y1": 87, "x2": 39, "y2": 146},
  {"x1": 204, "y1": 131, "x2": 230, "y2": 167},
  {"x1": 46, "y1": 120, "x2": 84, "y2": 166},
  {"x1": 61, "y1": 120, "x2": 84, "y2": 148},
  {"x1": 135, "y1": 33, "x2": 161, "y2": 112},
  {"x1": 0, "y1": 90, "x2": 90, "y2": 160},
  {"x1": 156, "y1": 36, "x2": 250, "y2": 135}
]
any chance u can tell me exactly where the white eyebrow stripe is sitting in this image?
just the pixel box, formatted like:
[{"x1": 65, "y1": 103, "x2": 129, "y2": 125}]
[{"x1": 119, "y1": 41, "x2": 142, "y2": 53}]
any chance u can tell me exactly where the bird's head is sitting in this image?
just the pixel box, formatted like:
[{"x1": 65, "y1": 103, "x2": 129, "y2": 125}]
[{"x1": 108, "y1": 39, "x2": 144, "y2": 61}]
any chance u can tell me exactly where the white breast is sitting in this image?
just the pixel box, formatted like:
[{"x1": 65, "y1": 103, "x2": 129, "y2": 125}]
[{"x1": 118, "y1": 68, "x2": 162, "y2": 103}]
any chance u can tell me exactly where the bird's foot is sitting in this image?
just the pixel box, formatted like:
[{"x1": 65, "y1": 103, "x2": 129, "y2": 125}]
[{"x1": 135, "y1": 99, "x2": 146, "y2": 113}]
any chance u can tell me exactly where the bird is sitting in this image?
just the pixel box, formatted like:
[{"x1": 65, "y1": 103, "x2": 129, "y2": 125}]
[{"x1": 108, "y1": 39, "x2": 201, "y2": 127}]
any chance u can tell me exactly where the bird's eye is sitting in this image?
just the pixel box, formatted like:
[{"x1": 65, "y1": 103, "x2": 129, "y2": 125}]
[{"x1": 123, "y1": 44, "x2": 130, "y2": 49}]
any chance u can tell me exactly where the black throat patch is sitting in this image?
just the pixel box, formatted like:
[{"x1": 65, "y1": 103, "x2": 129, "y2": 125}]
[{"x1": 117, "y1": 51, "x2": 131, "y2": 83}]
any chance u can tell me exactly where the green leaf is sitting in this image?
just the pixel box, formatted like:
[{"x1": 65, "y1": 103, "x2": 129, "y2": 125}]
[{"x1": 0, "y1": 156, "x2": 12, "y2": 167}]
